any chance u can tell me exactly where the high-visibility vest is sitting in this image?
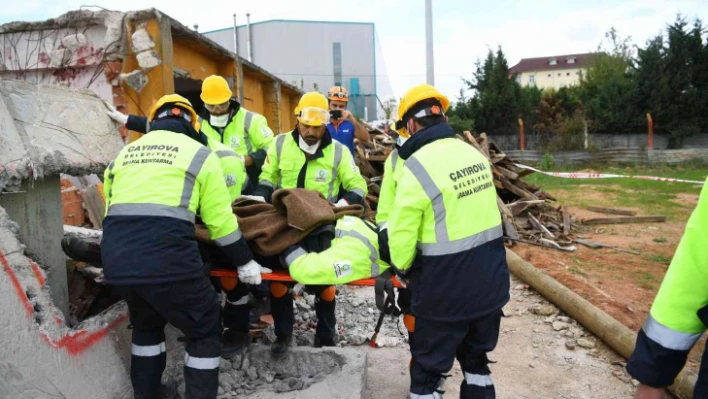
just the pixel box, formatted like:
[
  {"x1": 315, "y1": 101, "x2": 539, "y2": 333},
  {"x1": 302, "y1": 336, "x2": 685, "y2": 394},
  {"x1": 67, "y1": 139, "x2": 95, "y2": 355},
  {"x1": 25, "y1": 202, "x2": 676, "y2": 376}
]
[{"x1": 200, "y1": 108, "x2": 273, "y2": 157}]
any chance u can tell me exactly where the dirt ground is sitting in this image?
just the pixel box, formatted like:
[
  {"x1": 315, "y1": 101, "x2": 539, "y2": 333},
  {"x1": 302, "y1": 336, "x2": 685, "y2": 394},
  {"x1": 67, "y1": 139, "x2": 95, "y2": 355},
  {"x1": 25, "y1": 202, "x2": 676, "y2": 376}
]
[
  {"x1": 354, "y1": 275, "x2": 654, "y2": 399},
  {"x1": 513, "y1": 193, "x2": 705, "y2": 372}
]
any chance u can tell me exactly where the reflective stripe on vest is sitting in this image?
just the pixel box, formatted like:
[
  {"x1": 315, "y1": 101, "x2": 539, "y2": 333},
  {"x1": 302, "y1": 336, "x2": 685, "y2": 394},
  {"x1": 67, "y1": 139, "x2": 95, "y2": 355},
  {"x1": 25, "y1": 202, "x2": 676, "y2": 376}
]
[
  {"x1": 216, "y1": 150, "x2": 239, "y2": 158},
  {"x1": 406, "y1": 155, "x2": 503, "y2": 256},
  {"x1": 391, "y1": 150, "x2": 399, "y2": 172},
  {"x1": 336, "y1": 228, "x2": 380, "y2": 277},
  {"x1": 276, "y1": 133, "x2": 287, "y2": 161},
  {"x1": 107, "y1": 203, "x2": 195, "y2": 223},
  {"x1": 643, "y1": 314, "x2": 702, "y2": 351},
  {"x1": 179, "y1": 146, "x2": 212, "y2": 208},
  {"x1": 244, "y1": 111, "x2": 254, "y2": 154},
  {"x1": 184, "y1": 353, "x2": 220, "y2": 370},
  {"x1": 327, "y1": 143, "x2": 343, "y2": 201},
  {"x1": 284, "y1": 247, "x2": 308, "y2": 266},
  {"x1": 213, "y1": 228, "x2": 243, "y2": 247}
]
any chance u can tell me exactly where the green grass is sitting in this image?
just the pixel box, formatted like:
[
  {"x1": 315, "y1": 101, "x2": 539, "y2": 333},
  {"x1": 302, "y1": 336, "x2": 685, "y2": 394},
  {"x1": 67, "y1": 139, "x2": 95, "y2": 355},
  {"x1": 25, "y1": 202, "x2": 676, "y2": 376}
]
[
  {"x1": 636, "y1": 272, "x2": 660, "y2": 289},
  {"x1": 524, "y1": 165, "x2": 707, "y2": 221},
  {"x1": 653, "y1": 237, "x2": 668, "y2": 243},
  {"x1": 646, "y1": 254, "x2": 672, "y2": 265}
]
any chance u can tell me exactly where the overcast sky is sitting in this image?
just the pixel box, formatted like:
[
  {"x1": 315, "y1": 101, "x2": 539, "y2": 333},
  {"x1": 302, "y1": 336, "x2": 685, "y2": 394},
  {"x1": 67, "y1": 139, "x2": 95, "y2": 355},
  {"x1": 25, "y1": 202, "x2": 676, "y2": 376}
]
[{"x1": 2, "y1": 0, "x2": 707, "y2": 101}]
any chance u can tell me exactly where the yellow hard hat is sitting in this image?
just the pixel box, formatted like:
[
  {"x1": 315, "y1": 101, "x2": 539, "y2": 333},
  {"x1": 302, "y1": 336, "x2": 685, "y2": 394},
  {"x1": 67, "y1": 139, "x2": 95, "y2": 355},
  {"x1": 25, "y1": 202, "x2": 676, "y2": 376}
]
[
  {"x1": 148, "y1": 94, "x2": 200, "y2": 131},
  {"x1": 327, "y1": 86, "x2": 348, "y2": 102},
  {"x1": 295, "y1": 92, "x2": 330, "y2": 126},
  {"x1": 395, "y1": 84, "x2": 450, "y2": 138},
  {"x1": 200, "y1": 75, "x2": 233, "y2": 105}
]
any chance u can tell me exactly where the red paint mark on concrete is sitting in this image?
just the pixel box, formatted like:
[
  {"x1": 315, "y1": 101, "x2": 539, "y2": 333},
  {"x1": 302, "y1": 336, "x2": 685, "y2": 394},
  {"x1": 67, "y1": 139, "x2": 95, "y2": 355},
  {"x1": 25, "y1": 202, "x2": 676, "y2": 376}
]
[
  {"x1": 0, "y1": 251, "x2": 34, "y2": 317},
  {"x1": 1, "y1": 249, "x2": 128, "y2": 356},
  {"x1": 28, "y1": 259, "x2": 45, "y2": 287}
]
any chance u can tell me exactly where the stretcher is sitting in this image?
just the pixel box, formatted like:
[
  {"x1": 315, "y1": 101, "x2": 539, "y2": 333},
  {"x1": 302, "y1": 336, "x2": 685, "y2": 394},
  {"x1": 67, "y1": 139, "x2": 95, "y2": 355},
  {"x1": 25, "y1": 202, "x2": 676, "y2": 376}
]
[{"x1": 209, "y1": 268, "x2": 404, "y2": 288}]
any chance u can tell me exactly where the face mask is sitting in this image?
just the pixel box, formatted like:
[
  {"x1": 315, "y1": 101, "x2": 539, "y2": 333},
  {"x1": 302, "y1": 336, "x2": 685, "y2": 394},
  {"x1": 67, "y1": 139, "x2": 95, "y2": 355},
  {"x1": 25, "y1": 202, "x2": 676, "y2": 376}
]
[
  {"x1": 210, "y1": 113, "x2": 229, "y2": 128},
  {"x1": 298, "y1": 136, "x2": 320, "y2": 155},
  {"x1": 396, "y1": 135, "x2": 408, "y2": 147}
]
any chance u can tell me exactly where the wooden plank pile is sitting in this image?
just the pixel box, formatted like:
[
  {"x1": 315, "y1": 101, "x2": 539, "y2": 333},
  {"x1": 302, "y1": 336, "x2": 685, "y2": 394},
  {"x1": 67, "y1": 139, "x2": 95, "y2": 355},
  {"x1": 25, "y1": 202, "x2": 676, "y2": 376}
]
[{"x1": 355, "y1": 129, "x2": 579, "y2": 251}]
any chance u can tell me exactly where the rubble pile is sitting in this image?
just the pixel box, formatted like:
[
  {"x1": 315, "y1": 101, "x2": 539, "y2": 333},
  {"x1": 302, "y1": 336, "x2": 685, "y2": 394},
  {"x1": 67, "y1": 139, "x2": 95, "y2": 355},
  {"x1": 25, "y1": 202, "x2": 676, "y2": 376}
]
[{"x1": 355, "y1": 128, "x2": 578, "y2": 250}]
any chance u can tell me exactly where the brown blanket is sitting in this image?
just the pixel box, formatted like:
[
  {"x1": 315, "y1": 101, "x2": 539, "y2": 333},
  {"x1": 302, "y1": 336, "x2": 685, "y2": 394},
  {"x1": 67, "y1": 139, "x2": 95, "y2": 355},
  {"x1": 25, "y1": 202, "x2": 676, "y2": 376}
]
[{"x1": 196, "y1": 188, "x2": 363, "y2": 256}]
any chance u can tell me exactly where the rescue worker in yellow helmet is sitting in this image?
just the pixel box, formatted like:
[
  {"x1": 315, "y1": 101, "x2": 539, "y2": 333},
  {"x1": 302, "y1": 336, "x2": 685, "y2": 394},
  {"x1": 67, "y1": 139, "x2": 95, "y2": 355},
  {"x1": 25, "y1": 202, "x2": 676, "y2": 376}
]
[
  {"x1": 387, "y1": 84, "x2": 509, "y2": 399},
  {"x1": 252, "y1": 92, "x2": 368, "y2": 357},
  {"x1": 326, "y1": 86, "x2": 370, "y2": 155},
  {"x1": 102, "y1": 94, "x2": 268, "y2": 399},
  {"x1": 626, "y1": 177, "x2": 708, "y2": 399},
  {"x1": 252, "y1": 91, "x2": 367, "y2": 206},
  {"x1": 107, "y1": 75, "x2": 273, "y2": 194}
]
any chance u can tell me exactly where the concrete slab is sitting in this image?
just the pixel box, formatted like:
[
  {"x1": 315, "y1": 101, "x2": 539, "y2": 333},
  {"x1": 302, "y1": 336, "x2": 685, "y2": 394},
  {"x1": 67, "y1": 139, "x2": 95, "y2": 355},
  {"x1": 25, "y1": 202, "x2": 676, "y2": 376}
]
[
  {"x1": 0, "y1": 79, "x2": 124, "y2": 192},
  {"x1": 243, "y1": 346, "x2": 367, "y2": 399}
]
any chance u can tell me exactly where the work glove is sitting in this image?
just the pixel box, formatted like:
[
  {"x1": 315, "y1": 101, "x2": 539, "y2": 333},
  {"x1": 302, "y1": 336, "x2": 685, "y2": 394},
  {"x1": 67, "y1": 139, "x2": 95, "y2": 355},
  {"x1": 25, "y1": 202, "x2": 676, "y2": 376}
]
[
  {"x1": 104, "y1": 102, "x2": 128, "y2": 125},
  {"x1": 237, "y1": 259, "x2": 272, "y2": 285},
  {"x1": 334, "y1": 198, "x2": 349, "y2": 208},
  {"x1": 240, "y1": 195, "x2": 266, "y2": 203}
]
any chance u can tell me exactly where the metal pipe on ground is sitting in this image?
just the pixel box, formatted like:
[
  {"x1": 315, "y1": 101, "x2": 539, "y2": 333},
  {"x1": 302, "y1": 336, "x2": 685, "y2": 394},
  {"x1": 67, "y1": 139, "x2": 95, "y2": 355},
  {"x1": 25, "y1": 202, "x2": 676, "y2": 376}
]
[{"x1": 505, "y1": 248, "x2": 697, "y2": 399}]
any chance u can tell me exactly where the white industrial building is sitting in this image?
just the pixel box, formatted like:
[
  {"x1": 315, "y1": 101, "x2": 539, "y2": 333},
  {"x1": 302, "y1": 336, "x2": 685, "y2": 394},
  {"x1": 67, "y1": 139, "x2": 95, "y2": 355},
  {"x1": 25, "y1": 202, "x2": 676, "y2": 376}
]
[{"x1": 203, "y1": 19, "x2": 394, "y2": 121}]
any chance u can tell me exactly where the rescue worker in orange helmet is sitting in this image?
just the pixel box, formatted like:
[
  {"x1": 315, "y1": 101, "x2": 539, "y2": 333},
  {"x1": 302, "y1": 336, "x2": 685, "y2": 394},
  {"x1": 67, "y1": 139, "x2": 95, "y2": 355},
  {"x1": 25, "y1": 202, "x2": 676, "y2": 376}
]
[{"x1": 326, "y1": 86, "x2": 370, "y2": 155}]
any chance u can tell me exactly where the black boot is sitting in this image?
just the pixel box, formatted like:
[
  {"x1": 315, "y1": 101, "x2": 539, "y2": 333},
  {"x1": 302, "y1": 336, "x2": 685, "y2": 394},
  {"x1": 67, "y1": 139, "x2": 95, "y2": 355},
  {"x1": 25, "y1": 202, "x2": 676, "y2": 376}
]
[
  {"x1": 222, "y1": 329, "x2": 249, "y2": 359},
  {"x1": 271, "y1": 335, "x2": 292, "y2": 358}
]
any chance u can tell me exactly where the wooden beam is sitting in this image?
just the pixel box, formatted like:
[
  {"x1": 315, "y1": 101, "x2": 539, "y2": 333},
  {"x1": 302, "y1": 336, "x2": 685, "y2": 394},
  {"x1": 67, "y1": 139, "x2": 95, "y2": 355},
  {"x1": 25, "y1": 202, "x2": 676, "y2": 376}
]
[
  {"x1": 581, "y1": 216, "x2": 666, "y2": 225},
  {"x1": 587, "y1": 206, "x2": 637, "y2": 216}
]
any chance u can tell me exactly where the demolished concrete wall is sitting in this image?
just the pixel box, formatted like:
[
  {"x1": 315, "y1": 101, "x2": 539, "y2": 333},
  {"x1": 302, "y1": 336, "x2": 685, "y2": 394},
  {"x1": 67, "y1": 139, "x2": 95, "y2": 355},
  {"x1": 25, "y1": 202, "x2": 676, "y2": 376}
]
[
  {"x1": 0, "y1": 206, "x2": 132, "y2": 399},
  {"x1": 0, "y1": 79, "x2": 123, "y2": 315}
]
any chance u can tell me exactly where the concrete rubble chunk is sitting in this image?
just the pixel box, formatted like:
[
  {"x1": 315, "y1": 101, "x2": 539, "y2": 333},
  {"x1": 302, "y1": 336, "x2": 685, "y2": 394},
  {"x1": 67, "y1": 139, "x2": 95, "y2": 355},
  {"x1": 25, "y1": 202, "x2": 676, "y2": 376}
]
[
  {"x1": 0, "y1": 79, "x2": 124, "y2": 192},
  {"x1": 552, "y1": 321, "x2": 570, "y2": 331},
  {"x1": 120, "y1": 70, "x2": 149, "y2": 92},
  {"x1": 131, "y1": 28, "x2": 155, "y2": 53},
  {"x1": 50, "y1": 48, "x2": 73, "y2": 67},
  {"x1": 137, "y1": 50, "x2": 161, "y2": 71},
  {"x1": 61, "y1": 33, "x2": 88, "y2": 51},
  {"x1": 576, "y1": 338, "x2": 596, "y2": 349}
]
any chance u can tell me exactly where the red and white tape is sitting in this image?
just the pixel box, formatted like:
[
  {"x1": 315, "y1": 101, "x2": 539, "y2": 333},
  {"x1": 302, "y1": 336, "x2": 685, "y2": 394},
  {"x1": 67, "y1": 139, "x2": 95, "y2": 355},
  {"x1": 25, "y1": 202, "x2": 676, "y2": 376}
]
[{"x1": 514, "y1": 163, "x2": 706, "y2": 185}]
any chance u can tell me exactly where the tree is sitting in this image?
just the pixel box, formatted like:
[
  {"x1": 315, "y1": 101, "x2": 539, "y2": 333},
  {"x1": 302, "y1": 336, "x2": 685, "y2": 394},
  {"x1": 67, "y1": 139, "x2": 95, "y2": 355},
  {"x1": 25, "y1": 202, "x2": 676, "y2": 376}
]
[
  {"x1": 464, "y1": 47, "x2": 523, "y2": 134},
  {"x1": 312, "y1": 82, "x2": 319, "y2": 92},
  {"x1": 579, "y1": 28, "x2": 639, "y2": 132}
]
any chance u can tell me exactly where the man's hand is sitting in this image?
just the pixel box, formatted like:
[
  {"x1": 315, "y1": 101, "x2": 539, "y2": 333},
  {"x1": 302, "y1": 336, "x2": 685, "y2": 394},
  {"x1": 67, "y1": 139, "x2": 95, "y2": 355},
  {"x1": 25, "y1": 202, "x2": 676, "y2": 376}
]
[
  {"x1": 105, "y1": 102, "x2": 128, "y2": 125},
  {"x1": 237, "y1": 259, "x2": 272, "y2": 285},
  {"x1": 634, "y1": 384, "x2": 665, "y2": 399},
  {"x1": 342, "y1": 110, "x2": 355, "y2": 122},
  {"x1": 334, "y1": 198, "x2": 349, "y2": 208}
]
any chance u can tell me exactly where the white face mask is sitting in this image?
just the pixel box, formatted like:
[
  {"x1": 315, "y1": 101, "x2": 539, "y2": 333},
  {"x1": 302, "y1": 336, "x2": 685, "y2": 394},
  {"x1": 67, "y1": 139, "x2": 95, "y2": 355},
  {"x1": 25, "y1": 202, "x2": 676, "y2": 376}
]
[
  {"x1": 298, "y1": 137, "x2": 320, "y2": 155},
  {"x1": 210, "y1": 113, "x2": 229, "y2": 128},
  {"x1": 396, "y1": 135, "x2": 408, "y2": 147}
]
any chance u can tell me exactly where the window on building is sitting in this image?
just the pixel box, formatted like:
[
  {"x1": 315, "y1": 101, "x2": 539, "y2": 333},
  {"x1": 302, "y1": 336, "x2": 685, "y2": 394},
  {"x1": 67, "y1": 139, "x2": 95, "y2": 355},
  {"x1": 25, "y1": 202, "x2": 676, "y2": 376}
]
[
  {"x1": 558, "y1": 73, "x2": 561, "y2": 76},
  {"x1": 333, "y1": 42, "x2": 342, "y2": 86},
  {"x1": 567, "y1": 57, "x2": 576, "y2": 64},
  {"x1": 548, "y1": 73, "x2": 551, "y2": 77},
  {"x1": 567, "y1": 72, "x2": 570, "y2": 76},
  {"x1": 529, "y1": 75, "x2": 535, "y2": 85},
  {"x1": 549, "y1": 59, "x2": 557, "y2": 65}
]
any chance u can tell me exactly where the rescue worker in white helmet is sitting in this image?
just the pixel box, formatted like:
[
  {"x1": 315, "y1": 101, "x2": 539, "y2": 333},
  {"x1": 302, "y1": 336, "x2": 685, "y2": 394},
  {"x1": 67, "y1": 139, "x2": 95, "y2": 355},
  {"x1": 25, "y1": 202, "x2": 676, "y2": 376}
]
[
  {"x1": 102, "y1": 94, "x2": 269, "y2": 399},
  {"x1": 387, "y1": 84, "x2": 510, "y2": 399}
]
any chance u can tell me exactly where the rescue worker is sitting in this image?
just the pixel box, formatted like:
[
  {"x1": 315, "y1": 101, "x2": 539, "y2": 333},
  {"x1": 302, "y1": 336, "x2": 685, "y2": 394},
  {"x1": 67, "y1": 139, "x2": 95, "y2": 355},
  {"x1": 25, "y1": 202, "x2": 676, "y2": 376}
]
[
  {"x1": 252, "y1": 91, "x2": 367, "y2": 206},
  {"x1": 282, "y1": 215, "x2": 388, "y2": 285},
  {"x1": 375, "y1": 125, "x2": 416, "y2": 363},
  {"x1": 626, "y1": 178, "x2": 708, "y2": 399},
  {"x1": 106, "y1": 75, "x2": 274, "y2": 194},
  {"x1": 388, "y1": 84, "x2": 510, "y2": 399},
  {"x1": 102, "y1": 94, "x2": 268, "y2": 399},
  {"x1": 251, "y1": 91, "x2": 368, "y2": 357},
  {"x1": 326, "y1": 86, "x2": 370, "y2": 155}
]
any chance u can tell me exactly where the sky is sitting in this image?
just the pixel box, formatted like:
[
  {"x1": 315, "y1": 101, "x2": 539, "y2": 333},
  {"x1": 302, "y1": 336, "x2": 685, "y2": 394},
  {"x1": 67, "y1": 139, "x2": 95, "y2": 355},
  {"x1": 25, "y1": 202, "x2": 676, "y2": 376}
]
[{"x1": 2, "y1": 0, "x2": 707, "y2": 102}]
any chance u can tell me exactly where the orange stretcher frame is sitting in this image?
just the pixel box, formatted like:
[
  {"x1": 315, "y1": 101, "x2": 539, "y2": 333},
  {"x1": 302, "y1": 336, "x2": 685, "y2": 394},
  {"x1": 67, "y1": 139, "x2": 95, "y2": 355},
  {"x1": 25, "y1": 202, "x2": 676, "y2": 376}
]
[{"x1": 210, "y1": 268, "x2": 403, "y2": 288}]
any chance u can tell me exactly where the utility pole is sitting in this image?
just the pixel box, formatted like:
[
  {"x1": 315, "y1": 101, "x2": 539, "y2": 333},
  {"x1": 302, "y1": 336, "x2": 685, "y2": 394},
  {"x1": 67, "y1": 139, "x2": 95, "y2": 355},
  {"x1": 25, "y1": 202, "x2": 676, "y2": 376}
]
[{"x1": 425, "y1": 0, "x2": 434, "y2": 85}]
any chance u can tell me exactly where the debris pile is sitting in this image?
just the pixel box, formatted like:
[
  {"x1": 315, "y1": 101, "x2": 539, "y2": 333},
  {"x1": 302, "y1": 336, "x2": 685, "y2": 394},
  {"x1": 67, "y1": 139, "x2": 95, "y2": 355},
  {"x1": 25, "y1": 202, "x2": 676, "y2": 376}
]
[{"x1": 355, "y1": 130, "x2": 578, "y2": 250}]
